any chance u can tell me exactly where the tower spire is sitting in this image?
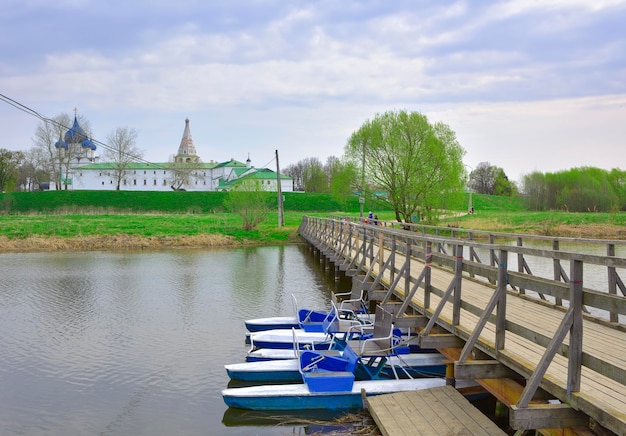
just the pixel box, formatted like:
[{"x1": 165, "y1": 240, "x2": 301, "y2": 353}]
[{"x1": 175, "y1": 118, "x2": 199, "y2": 163}]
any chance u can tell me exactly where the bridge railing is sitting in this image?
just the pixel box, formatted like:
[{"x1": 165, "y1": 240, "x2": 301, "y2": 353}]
[
  {"x1": 300, "y1": 216, "x2": 626, "y2": 432},
  {"x1": 321, "y1": 216, "x2": 626, "y2": 321}
]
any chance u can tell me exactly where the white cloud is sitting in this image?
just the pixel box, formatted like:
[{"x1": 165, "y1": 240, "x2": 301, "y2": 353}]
[{"x1": 0, "y1": 0, "x2": 625, "y2": 183}]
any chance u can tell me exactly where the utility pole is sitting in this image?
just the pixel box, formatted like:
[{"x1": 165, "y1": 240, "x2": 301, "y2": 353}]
[
  {"x1": 276, "y1": 149, "x2": 284, "y2": 227},
  {"x1": 360, "y1": 139, "x2": 365, "y2": 219}
]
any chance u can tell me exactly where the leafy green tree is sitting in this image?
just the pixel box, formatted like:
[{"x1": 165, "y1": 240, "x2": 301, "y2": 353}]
[
  {"x1": 522, "y1": 167, "x2": 622, "y2": 212},
  {"x1": 608, "y1": 168, "x2": 626, "y2": 211},
  {"x1": 329, "y1": 159, "x2": 357, "y2": 204},
  {"x1": 224, "y1": 179, "x2": 272, "y2": 230},
  {"x1": 0, "y1": 148, "x2": 24, "y2": 192},
  {"x1": 303, "y1": 162, "x2": 328, "y2": 193},
  {"x1": 345, "y1": 110, "x2": 465, "y2": 223}
]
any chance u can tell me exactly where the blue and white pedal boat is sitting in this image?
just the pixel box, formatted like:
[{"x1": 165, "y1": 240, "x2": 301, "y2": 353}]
[
  {"x1": 226, "y1": 352, "x2": 446, "y2": 382},
  {"x1": 222, "y1": 377, "x2": 447, "y2": 410},
  {"x1": 244, "y1": 293, "x2": 373, "y2": 333},
  {"x1": 244, "y1": 315, "x2": 301, "y2": 333},
  {"x1": 248, "y1": 329, "x2": 335, "y2": 350}
]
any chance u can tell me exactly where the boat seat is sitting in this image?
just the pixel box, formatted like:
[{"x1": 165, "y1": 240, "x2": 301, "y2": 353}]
[
  {"x1": 345, "y1": 305, "x2": 394, "y2": 357},
  {"x1": 332, "y1": 281, "x2": 368, "y2": 313}
]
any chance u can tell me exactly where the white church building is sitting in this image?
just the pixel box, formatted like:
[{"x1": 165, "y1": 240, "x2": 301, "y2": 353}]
[{"x1": 70, "y1": 118, "x2": 293, "y2": 192}]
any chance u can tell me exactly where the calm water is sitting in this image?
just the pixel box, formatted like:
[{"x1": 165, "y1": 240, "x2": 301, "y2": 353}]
[{"x1": 0, "y1": 245, "x2": 354, "y2": 436}]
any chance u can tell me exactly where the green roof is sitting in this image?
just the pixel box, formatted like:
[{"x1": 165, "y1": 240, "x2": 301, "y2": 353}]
[{"x1": 73, "y1": 160, "x2": 242, "y2": 170}]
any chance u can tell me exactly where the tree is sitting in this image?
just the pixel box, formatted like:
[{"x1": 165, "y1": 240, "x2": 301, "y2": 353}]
[
  {"x1": 303, "y1": 161, "x2": 328, "y2": 193},
  {"x1": 32, "y1": 113, "x2": 93, "y2": 190},
  {"x1": 345, "y1": 110, "x2": 465, "y2": 223},
  {"x1": 224, "y1": 179, "x2": 272, "y2": 230},
  {"x1": 18, "y1": 148, "x2": 47, "y2": 191},
  {"x1": 104, "y1": 127, "x2": 142, "y2": 190},
  {"x1": 469, "y1": 162, "x2": 496, "y2": 194},
  {"x1": 283, "y1": 161, "x2": 305, "y2": 191},
  {"x1": 167, "y1": 159, "x2": 204, "y2": 191},
  {"x1": 284, "y1": 157, "x2": 328, "y2": 192},
  {"x1": 328, "y1": 158, "x2": 358, "y2": 204},
  {"x1": 0, "y1": 148, "x2": 24, "y2": 192},
  {"x1": 469, "y1": 162, "x2": 516, "y2": 196}
]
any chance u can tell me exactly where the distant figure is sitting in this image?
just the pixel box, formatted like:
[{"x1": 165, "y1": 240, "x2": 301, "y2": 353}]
[
  {"x1": 368, "y1": 211, "x2": 373, "y2": 220},
  {"x1": 373, "y1": 214, "x2": 379, "y2": 225}
]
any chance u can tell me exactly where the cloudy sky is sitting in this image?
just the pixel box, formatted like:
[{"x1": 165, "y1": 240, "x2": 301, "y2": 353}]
[{"x1": 1, "y1": 0, "x2": 625, "y2": 182}]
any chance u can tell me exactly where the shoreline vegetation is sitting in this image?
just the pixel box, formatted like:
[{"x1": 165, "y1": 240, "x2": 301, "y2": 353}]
[
  {"x1": 0, "y1": 211, "x2": 625, "y2": 253},
  {"x1": 1, "y1": 191, "x2": 625, "y2": 252}
]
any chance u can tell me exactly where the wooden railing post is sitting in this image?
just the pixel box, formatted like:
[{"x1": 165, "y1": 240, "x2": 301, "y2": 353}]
[
  {"x1": 517, "y1": 237, "x2": 526, "y2": 294},
  {"x1": 453, "y1": 244, "x2": 463, "y2": 326},
  {"x1": 553, "y1": 240, "x2": 565, "y2": 306},
  {"x1": 424, "y1": 240, "x2": 432, "y2": 309},
  {"x1": 568, "y1": 259, "x2": 583, "y2": 395},
  {"x1": 405, "y1": 242, "x2": 411, "y2": 297},
  {"x1": 607, "y1": 243, "x2": 618, "y2": 323},
  {"x1": 496, "y1": 249, "x2": 508, "y2": 352}
]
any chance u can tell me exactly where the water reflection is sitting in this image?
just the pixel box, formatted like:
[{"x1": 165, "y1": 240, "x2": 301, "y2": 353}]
[{"x1": 0, "y1": 246, "x2": 344, "y2": 435}]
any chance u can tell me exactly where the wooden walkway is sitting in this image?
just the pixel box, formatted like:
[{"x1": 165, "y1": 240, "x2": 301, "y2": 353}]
[
  {"x1": 367, "y1": 385, "x2": 507, "y2": 436},
  {"x1": 299, "y1": 217, "x2": 626, "y2": 435}
]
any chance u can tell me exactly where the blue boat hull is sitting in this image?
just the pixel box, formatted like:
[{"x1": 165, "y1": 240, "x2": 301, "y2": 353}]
[
  {"x1": 245, "y1": 316, "x2": 300, "y2": 332},
  {"x1": 222, "y1": 378, "x2": 447, "y2": 411},
  {"x1": 233, "y1": 352, "x2": 446, "y2": 381}
]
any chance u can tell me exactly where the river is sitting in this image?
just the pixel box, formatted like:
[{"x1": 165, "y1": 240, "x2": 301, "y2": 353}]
[{"x1": 0, "y1": 245, "x2": 356, "y2": 435}]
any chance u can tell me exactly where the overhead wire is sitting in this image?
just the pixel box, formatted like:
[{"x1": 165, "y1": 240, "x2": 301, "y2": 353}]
[
  {"x1": 0, "y1": 92, "x2": 276, "y2": 172},
  {"x1": 0, "y1": 92, "x2": 164, "y2": 168}
]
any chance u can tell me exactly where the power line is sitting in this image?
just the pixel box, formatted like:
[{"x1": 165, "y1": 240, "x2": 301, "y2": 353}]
[
  {"x1": 0, "y1": 92, "x2": 276, "y2": 173},
  {"x1": 0, "y1": 92, "x2": 163, "y2": 167}
]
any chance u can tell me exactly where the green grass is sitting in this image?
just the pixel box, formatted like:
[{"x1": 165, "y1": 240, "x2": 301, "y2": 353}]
[
  {"x1": 1, "y1": 191, "x2": 624, "y2": 244},
  {"x1": 0, "y1": 211, "x2": 336, "y2": 243}
]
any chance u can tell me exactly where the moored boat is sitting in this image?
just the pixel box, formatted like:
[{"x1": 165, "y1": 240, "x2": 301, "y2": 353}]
[
  {"x1": 222, "y1": 377, "x2": 447, "y2": 410},
  {"x1": 226, "y1": 352, "x2": 446, "y2": 382},
  {"x1": 244, "y1": 293, "x2": 373, "y2": 333}
]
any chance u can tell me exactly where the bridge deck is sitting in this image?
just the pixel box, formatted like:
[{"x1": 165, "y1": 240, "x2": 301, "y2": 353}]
[
  {"x1": 420, "y1": 265, "x2": 626, "y2": 432},
  {"x1": 301, "y1": 217, "x2": 626, "y2": 435}
]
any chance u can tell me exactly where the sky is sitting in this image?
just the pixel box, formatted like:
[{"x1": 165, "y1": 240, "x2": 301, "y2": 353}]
[{"x1": 1, "y1": 0, "x2": 625, "y2": 183}]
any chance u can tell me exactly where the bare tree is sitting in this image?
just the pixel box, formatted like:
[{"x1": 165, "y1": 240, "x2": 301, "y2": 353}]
[
  {"x1": 104, "y1": 127, "x2": 142, "y2": 190},
  {"x1": 32, "y1": 113, "x2": 93, "y2": 190},
  {"x1": 167, "y1": 159, "x2": 203, "y2": 191},
  {"x1": 18, "y1": 148, "x2": 48, "y2": 191}
]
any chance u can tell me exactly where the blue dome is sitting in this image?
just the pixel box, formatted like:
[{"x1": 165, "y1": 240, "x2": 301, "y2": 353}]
[
  {"x1": 81, "y1": 137, "x2": 95, "y2": 149},
  {"x1": 55, "y1": 139, "x2": 68, "y2": 150},
  {"x1": 64, "y1": 116, "x2": 87, "y2": 144}
]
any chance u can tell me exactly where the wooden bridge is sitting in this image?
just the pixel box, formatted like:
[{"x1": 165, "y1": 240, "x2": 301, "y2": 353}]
[{"x1": 299, "y1": 216, "x2": 626, "y2": 435}]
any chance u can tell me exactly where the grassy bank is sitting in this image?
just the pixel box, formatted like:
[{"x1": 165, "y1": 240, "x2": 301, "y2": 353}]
[
  {"x1": 1, "y1": 191, "x2": 624, "y2": 252},
  {"x1": 444, "y1": 211, "x2": 626, "y2": 239},
  {"x1": 0, "y1": 211, "x2": 325, "y2": 251}
]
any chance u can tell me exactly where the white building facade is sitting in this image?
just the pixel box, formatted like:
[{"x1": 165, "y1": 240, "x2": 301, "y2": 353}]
[{"x1": 70, "y1": 119, "x2": 292, "y2": 192}]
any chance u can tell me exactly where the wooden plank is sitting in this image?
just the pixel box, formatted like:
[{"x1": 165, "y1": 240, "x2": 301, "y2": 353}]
[
  {"x1": 368, "y1": 386, "x2": 507, "y2": 436},
  {"x1": 303, "y1": 220, "x2": 626, "y2": 436}
]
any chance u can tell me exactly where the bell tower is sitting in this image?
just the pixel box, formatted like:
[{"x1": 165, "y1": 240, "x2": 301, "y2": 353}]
[{"x1": 175, "y1": 118, "x2": 200, "y2": 163}]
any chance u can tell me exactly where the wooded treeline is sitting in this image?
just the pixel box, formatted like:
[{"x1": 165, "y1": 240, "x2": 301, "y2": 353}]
[{"x1": 521, "y1": 167, "x2": 626, "y2": 212}]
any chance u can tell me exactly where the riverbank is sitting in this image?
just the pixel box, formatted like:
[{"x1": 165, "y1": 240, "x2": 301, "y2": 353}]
[
  {"x1": 452, "y1": 212, "x2": 626, "y2": 240},
  {"x1": 0, "y1": 234, "x2": 242, "y2": 252},
  {"x1": 1, "y1": 211, "x2": 625, "y2": 252}
]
